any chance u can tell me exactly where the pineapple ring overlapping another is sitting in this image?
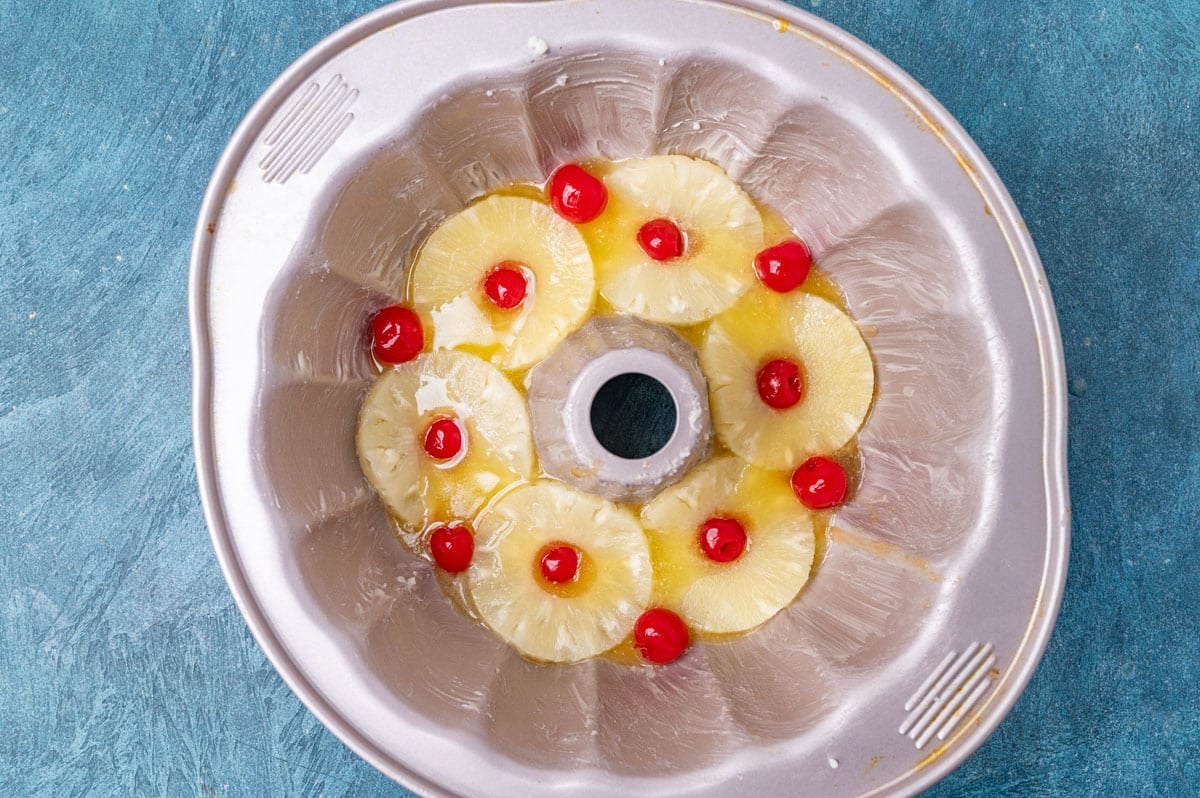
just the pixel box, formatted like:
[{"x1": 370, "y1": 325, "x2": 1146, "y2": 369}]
[
  {"x1": 702, "y1": 290, "x2": 875, "y2": 470},
  {"x1": 356, "y1": 351, "x2": 534, "y2": 551},
  {"x1": 582, "y1": 155, "x2": 764, "y2": 324},
  {"x1": 467, "y1": 481, "x2": 653, "y2": 663},
  {"x1": 641, "y1": 457, "x2": 817, "y2": 635},
  {"x1": 409, "y1": 194, "x2": 595, "y2": 372}
]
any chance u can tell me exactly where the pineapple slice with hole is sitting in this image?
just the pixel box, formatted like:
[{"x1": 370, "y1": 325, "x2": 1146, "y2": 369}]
[
  {"x1": 356, "y1": 351, "x2": 534, "y2": 551},
  {"x1": 641, "y1": 457, "x2": 816, "y2": 635},
  {"x1": 583, "y1": 155, "x2": 764, "y2": 324},
  {"x1": 468, "y1": 481, "x2": 652, "y2": 663},
  {"x1": 703, "y1": 290, "x2": 875, "y2": 470},
  {"x1": 408, "y1": 195, "x2": 594, "y2": 371}
]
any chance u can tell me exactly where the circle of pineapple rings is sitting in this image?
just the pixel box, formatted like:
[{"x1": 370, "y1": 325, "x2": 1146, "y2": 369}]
[
  {"x1": 641, "y1": 457, "x2": 816, "y2": 635},
  {"x1": 702, "y1": 290, "x2": 875, "y2": 470},
  {"x1": 468, "y1": 481, "x2": 653, "y2": 663},
  {"x1": 356, "y1": 351, "x2": 535, "y2": 545},
  {"x1": 409, "y1": 194, "x2": 595, "y2": 372},
  {"x1": 356, "y1": 156, "x2": 877, "y2": 664},
  {"x1": 584, "y1": 155, "x2": 764, "y2": 324}
]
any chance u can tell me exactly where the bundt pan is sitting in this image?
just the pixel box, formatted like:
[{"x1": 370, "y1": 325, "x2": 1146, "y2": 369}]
[{"x1": 189, "y1": 0, "x2": 1070, "y2": 795}]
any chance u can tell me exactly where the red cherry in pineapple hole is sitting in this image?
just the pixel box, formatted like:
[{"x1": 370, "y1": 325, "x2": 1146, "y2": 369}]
[
  {"x1": 754, "y1": 240, "x2": 812, "y2": 292},
  {"x1": 633, "y1": 608, "x2": 689, "y2": 665},
  {"x1": 423, "y1": 417, "x2": 464, "y2": 461},
  {"x1": 637, "y1": 218, "x2": 685, "y2": 261},
  {"x1": 791, "y1": 456, "x2": 848, "y2": 509},
  {"x1": 539, "y1": 544, "x2": 581, "y2": 584},
  {"x1": 370, "y1": 305, "x2": 423, "y2": 364},
  {"x1": 698, "y1": 517, "x2": 747, "y2": 563},
  {"x1": 548, "y1": 164, "x2": 608, "y2": 224},
  {"x1": 757, "y1": 358, "x2": 804, "y2": 409},
  {"x1": 483, "y1": 262, "x2": 528, "y2": 310},
  {"x1": 430, "y1": 523, "x2": 474, "y2": 573}
]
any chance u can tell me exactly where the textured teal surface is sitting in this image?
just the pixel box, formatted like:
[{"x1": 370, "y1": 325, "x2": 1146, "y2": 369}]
[{"x1": 1, "y1": 1, "x2": 1197, "y2": 795}]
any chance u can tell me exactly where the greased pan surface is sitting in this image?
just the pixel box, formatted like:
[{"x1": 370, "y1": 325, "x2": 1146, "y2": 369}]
[{"x1": 190, "y1": 1, "x2": 1069, "y2": 794}]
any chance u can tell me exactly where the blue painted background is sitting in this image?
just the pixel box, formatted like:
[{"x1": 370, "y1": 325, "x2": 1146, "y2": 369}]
[{"x1": 1, "y1": 1, "x2": 1196, "y2": 795}]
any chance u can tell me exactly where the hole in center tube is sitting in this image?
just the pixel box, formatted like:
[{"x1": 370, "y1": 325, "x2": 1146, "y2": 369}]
[{"x1": 589, "y1": 372, "x2": 678, "y2": 460}]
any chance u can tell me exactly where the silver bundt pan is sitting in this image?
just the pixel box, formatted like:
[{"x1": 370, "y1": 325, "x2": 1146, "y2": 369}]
[{"x1": 190, "y1": 1, "x2": 1069, "y2": 795}]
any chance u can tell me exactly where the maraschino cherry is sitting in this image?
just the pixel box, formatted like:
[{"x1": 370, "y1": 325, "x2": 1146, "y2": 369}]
[
  {"x1": 698, "y1": 517, "x2": 747, "y2": 563},
  {"x1": 754, "y1": 240, "x2": 812, "y2": 292},
  {"x1": 633, "y1": 608, "x2": 690, "y2": 664},
  {"x1": 430, "y1": 524, "x2": 474, "y2": 573},
  {"x1": 370, "y1": 305, "x2": 423, "y2": 364},
  {"x1": 548, "y1": 164, "x2": 608, "y2": 224},
  {"x1": 637, "y1": 218, "x2": 685, "y2": 261},
  {"x1": 539, "y1": 544, "x2": 581, "y2": 584},
  {"x1": 791, "y1": 456, "x2": 848, "y2": 509},
  {"x1": 423, "y1": 417, "x2": 464, "y2": 461},
  {"x1": 757, "y1": 358, "x2": 804, "y2": 409},
  {"x1": 483, "y1": 263, "x2": 528, "y2": 310}
]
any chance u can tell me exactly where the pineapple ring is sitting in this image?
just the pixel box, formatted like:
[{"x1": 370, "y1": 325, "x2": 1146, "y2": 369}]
[
  {"x1": 468, "y1": 482, "x2": 652, "y2": 663},
  {"x1": 584, "y1": 155, "x2": 764, "y2": 324},
  {"x1": 703, "y1": 291, "x2": 875, "y2": 470},
  {"x1": 356, "y1": 351, "x2": 534, "y2": 549},
  {"x1": 641, "y1": 457, "x2": 816, "y2": 635},
  {"x1": 409, "y1": 195, "x2": 595, "y2": 372}
]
